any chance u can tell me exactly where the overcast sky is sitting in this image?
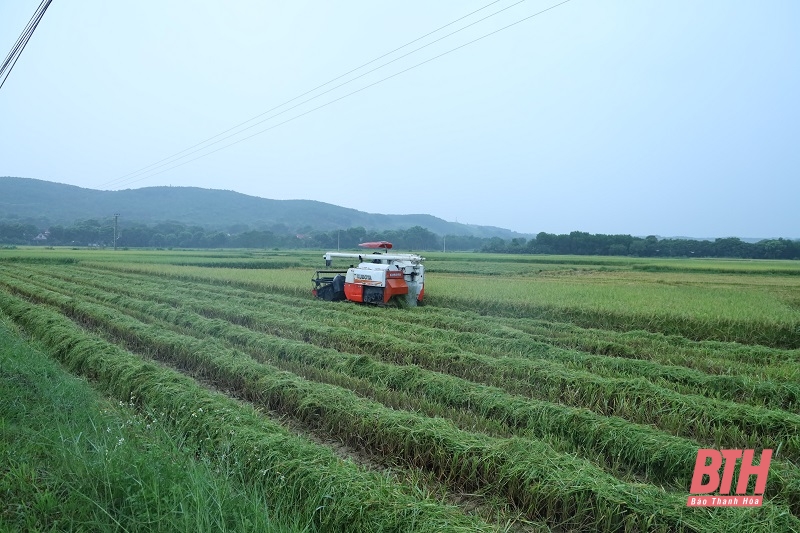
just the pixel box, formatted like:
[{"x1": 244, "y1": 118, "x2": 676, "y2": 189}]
[{"x1": 1, "y1": 1, "x2": 798, "y2": 237}]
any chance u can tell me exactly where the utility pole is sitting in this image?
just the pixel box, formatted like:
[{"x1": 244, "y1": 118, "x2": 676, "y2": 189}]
[
  {"x1": 337, "y1": 230, "x2": 340, "y2": 251},
  {"x1": 443, "y1": 235, "x2": 446, "y2": 253},
  {"x1": 113, "y1": 214, "x2": 120, "y2": 251}
]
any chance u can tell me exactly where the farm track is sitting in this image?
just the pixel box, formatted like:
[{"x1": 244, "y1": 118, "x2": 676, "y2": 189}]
[{"x1": 1, "y1": 265, "x2": 799, "y2": 525}]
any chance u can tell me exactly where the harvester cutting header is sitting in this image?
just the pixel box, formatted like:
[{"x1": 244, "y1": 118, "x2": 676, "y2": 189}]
[{"x1": 312, "y1": 241, "x2": 425, "y2": 306}]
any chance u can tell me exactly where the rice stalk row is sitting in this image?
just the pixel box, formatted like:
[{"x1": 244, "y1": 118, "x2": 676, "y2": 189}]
[
  {"x1": 4, "y1": 269, "x2": 797, "y2": 466},
  {"x1": 0, "y1": 289, "x2": 497, "y2": 533},
  {"x1": 65, "y1": 263, "x2": 800, "y2": 380},
  {"x1": 64, "y1": 263, "x2": 800, "y2": 381},
  {"x1": 0, "y1": 283, "x2": 790, "y2": 531}
]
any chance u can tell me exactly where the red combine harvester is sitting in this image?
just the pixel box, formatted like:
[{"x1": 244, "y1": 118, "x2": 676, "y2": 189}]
[{"x1": 312, "y1": 241, "x2": 425, "y2": 306}]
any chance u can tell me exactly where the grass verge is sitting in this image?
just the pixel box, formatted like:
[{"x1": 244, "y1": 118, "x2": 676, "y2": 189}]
[{"x1": 0, "y1": 317, "x2": 297, "y2": 533}]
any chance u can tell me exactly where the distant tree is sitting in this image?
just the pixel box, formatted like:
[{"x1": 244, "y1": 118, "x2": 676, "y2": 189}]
[
  {"x1": 713, "y1": 237, "x2": 746, "y2": 258},
  {"x1": 118, "y1": 226, "x2": 152, "y2": 247},
  {"x1": 150, "y1": 233, "x2": 166, "y2": 247},
  {"x1": 405, "y1": 226, "x2": 438, "y2": 250},
  {"x1": 628, "y1": 240, "x2": 646, "y2": 256},
  {"x1": 341, "y1": 227, "x2": 367, "y2": 248},
  {"x1": 0, "y1": 222, "x2": 38, "y2": 244},
  {"x1": 481, "y1": 237, "x2": 507, "y2": 253},
  {"x1": 758, "y1": 238, "x2": 793, "y2": 259},
  {"x1": 508, "y1": 238, "x2": 527, "y2": 253},
  {"x1": 608, "y1": 243, "x2": 628, "y2": 256}
]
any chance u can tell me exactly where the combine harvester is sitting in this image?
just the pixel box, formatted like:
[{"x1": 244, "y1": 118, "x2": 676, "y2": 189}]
[{"x1": 312, "y1": 241, "x2": 425, "y2": 306}]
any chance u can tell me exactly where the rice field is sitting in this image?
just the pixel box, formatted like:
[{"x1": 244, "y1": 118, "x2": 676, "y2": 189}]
[{"x1": 0, "y1": 247, "x2": 798, "y2": 532}]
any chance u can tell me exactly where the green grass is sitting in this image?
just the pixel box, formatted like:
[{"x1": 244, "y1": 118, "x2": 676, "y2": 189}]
[{"x1": 0, "y1": 318, "x2": 297, "y2": 533}]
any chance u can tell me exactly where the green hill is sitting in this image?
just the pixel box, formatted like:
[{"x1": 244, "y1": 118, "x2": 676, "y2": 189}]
[{"x1": 0, "y1": 177, "x2": 524, "y2": 238}]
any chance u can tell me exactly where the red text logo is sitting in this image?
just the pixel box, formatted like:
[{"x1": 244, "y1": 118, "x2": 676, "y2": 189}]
[{"x1": 686, "y1": 449, "x2": 772, "y2": 507}]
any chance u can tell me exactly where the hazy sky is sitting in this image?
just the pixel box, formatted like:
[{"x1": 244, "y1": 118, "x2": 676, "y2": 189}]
[{"x1": 1, "y1": 1, "x2": 798, "y2": 237}]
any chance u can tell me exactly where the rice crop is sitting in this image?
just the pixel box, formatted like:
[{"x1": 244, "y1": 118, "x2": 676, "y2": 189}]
[{"x1": 0, "y1": 249, "x2": 797, "y2": 531}]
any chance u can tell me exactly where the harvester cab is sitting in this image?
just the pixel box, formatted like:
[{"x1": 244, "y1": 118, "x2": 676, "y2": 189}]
[{"x1": 312, "y1": 241, "x2": 425, "y2": 306}]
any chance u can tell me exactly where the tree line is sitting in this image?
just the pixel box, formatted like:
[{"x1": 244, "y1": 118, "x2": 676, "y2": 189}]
[
  {"x1": 0, "y1": 220, "x2": 481, "y2": 251},
  {"x1": 481, "y1": 231, "x2": 800, "y2": 260},
  {"x1": 0, "y1": 220, "x2": 797, "y2": 259}
]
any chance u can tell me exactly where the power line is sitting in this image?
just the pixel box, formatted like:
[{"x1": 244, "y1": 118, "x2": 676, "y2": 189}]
[
  {"x1": 117, "y1": 0, "x2": 573, "y2": 186},
  {"x1": 110, "y1": 0, "x2": 572, "y2": 187},
  {"x1": 107, "y1": 0, "x2": 537, "y2": 189},
  {"x1": 0, "y1": 0, "x2": 54, "y2": 90},
  {"x1": 101, "y1": 0, "x2": 533, "y2": 189},
  {"x1": 100, "y1": 0, "x2": 506, "y2": 188}
]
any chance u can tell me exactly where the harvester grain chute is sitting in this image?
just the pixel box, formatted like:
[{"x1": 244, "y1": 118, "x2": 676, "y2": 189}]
[{"x1": 312, "y1": 241, "x2": 425, "y2": 306}]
